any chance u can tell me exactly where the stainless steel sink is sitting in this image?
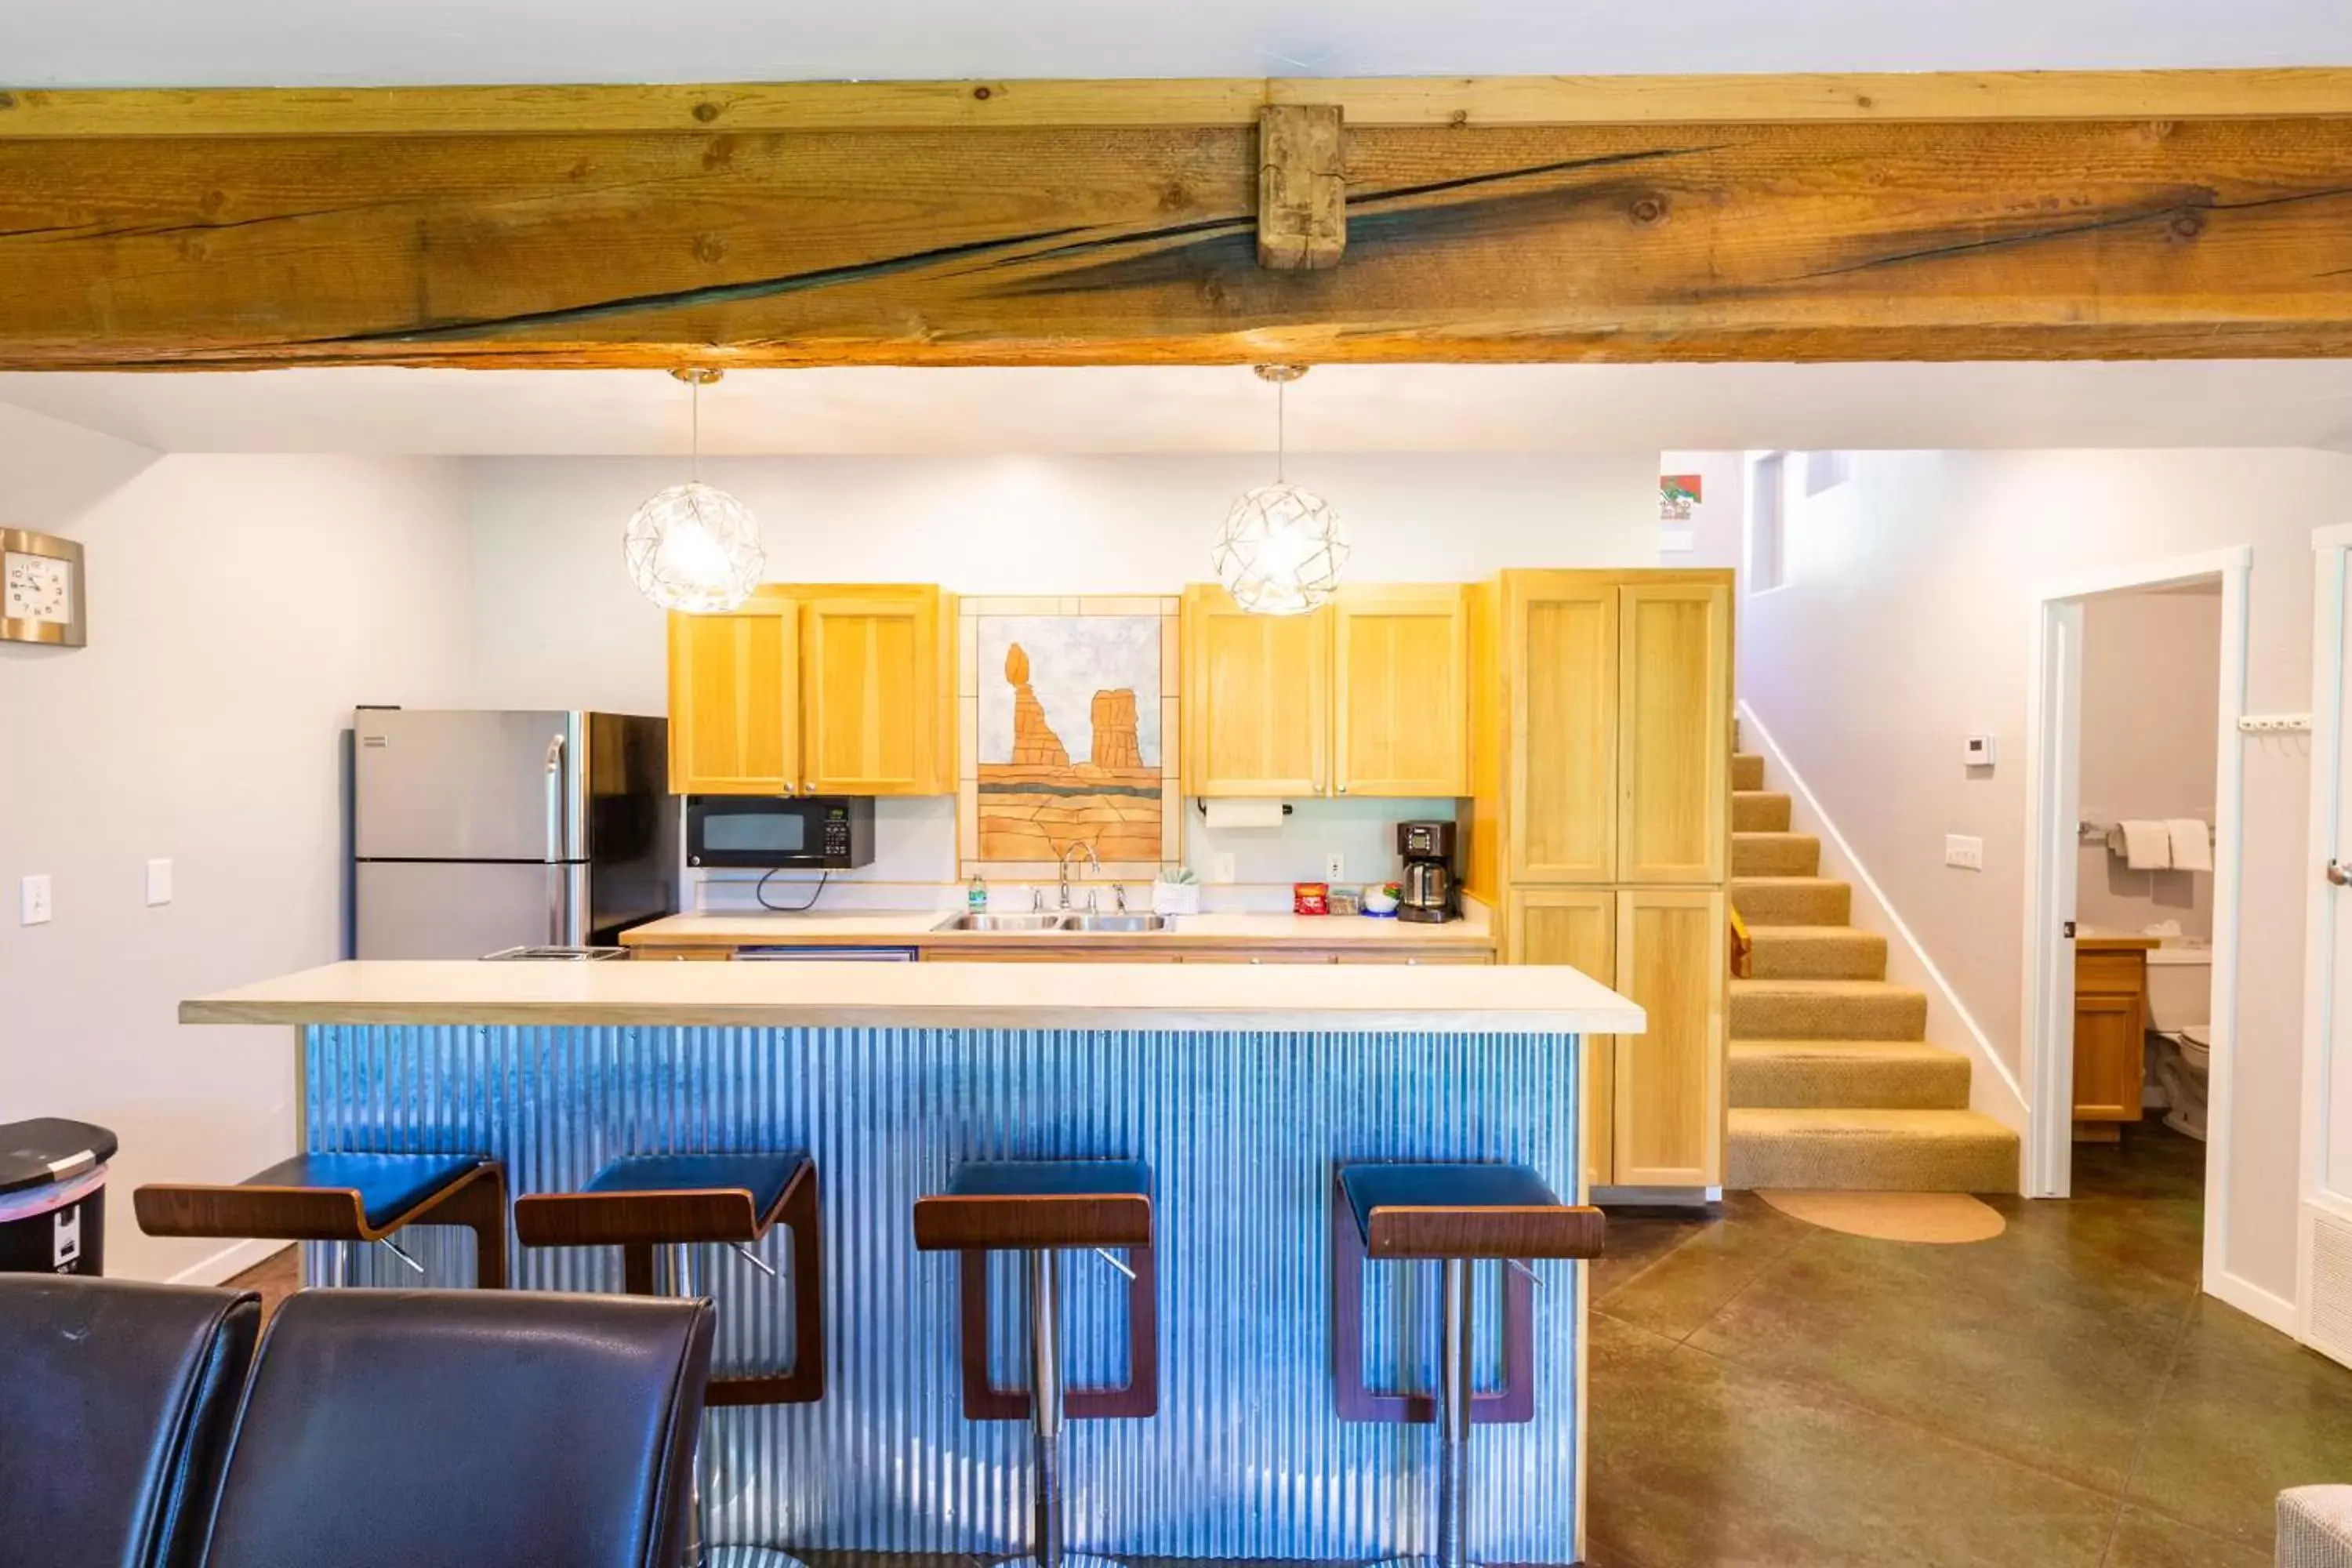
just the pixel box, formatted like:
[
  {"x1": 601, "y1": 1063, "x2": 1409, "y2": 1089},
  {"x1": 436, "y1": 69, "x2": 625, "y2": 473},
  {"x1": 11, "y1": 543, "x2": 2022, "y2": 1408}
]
[
  {"x1": 932, "y1": 913, "x2": 1071, "y2": 933},
  {"x1": 1057, "y1": 913, "x2": 1170, "y2": 933}
]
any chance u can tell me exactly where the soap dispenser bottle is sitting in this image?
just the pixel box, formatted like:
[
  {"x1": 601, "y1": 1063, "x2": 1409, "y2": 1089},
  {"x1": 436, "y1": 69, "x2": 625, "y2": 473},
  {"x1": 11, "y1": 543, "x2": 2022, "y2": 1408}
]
[{"x1": 967, "y1": 873, "x2": 989, "y2": 913}]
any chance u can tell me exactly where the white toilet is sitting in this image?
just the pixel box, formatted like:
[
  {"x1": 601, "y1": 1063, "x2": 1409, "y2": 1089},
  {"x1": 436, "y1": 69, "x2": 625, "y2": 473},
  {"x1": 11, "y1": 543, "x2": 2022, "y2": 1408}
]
[{"x1": 2145, "y1": 944, "x2": 2213, "y2": 1141}]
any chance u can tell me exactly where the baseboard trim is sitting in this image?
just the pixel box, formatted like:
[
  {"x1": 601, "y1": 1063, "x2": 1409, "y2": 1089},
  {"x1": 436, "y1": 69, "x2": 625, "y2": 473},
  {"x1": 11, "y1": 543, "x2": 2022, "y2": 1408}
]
[
  {"x1": 164, "y1": 1235, "x2": 288, "y2": 1288},
  {"x1": 1737, "y1": 702, "x2": 2031, "y2": 1142},
  {"x1": 2208, "y1": 1269, "x2": 2298, "y2": 1336}
]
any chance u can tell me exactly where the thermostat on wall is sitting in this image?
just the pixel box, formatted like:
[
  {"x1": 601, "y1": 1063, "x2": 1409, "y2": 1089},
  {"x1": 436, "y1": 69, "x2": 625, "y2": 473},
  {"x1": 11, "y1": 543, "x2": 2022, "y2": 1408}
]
[{"x1": 1963, "y1": 734, "x2": 1997, "y2": 769}]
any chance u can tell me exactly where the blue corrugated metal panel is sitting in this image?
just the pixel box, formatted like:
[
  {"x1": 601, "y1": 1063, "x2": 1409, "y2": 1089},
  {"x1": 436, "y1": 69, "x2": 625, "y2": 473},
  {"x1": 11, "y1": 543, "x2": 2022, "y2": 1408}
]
[{"x1": 307, "y1": 1024, "x2": 1582, "y2": 1561}]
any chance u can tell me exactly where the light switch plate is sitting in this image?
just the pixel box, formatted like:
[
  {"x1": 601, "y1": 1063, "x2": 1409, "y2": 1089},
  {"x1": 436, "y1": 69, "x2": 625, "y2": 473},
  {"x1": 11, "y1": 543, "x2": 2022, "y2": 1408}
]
[
  {"x1": 1213, "y1": 852, "x2": 1237, "y2": 884},
  {"x1": 1325, "y1": 851, "x2": 1345, "y2": 882},
  {"x1": 146, "y1": 858, "x2": 173, "y2": 906},
  {"x1": 20, "y1": 873, "x2": 53, "y2": 925},
  {"x1": 1945, "y1": 835, "x2": 1984, "y2": 871}
]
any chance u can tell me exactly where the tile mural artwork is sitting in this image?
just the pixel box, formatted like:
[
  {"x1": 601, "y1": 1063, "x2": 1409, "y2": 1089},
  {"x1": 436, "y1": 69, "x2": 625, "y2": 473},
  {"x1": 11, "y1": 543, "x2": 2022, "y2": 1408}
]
[{"x1": 975, "y1": 614, "x2": 1163, "y2": 863}]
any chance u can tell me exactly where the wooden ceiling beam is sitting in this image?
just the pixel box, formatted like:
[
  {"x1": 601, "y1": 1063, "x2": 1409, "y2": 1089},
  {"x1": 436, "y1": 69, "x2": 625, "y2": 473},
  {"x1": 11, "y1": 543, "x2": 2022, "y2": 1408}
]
[{"x1": 2, "y1": 74, "x2": 2350, "y2": 368}]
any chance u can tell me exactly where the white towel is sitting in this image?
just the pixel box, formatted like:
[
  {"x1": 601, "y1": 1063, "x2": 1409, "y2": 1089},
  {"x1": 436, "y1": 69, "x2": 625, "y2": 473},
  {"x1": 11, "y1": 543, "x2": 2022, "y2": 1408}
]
[
  {"x1": 2167, "y1": 818, "x2": 2213, "y2": 873},
  {"x1": 2120, "y1": 820, "x2": 2172, "y2": 871}
]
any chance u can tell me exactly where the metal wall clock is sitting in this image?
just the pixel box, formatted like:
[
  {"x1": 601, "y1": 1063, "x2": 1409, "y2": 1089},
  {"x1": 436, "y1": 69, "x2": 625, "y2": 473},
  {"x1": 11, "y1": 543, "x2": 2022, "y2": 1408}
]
[{"x1": 1, "y1": 528, "x2": 86, "y2": 648}]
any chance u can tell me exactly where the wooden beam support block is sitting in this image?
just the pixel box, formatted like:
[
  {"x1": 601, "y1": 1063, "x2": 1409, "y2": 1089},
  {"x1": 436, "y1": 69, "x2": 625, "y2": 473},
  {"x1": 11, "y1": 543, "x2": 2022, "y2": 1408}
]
[{"x1": 1258, "y1": 103, "x2": 1346, "y2": 270}]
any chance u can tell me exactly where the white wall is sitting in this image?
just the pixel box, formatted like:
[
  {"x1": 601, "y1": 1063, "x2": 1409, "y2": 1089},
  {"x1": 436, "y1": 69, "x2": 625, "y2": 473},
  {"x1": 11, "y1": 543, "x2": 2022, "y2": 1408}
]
[
  {"x1": 0, "y1": 408, "x2": 476, "y2": 1283},
  {"x1": 2078, "y1": 586, "x2": 2223, "y2": 941},
  {"x1": 1737, "y1": 447, "x2": 2352, "y2": 1310},
  {"x1": 471, "y1": 450, "x2": 1656, "y2": 900}
]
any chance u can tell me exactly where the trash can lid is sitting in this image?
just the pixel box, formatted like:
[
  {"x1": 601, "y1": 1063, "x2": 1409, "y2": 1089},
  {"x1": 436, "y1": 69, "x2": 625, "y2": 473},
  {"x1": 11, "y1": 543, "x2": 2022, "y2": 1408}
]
[{"x1": 0, "y1": 1119, "x2": 119, "y2": 1196}]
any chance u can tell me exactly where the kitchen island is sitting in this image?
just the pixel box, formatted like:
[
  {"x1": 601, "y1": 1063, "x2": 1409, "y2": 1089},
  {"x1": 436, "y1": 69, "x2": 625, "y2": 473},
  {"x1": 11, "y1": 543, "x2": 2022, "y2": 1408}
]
[{"x1": 182, "y1": 959, "x2": 1639, "y2": 1565}]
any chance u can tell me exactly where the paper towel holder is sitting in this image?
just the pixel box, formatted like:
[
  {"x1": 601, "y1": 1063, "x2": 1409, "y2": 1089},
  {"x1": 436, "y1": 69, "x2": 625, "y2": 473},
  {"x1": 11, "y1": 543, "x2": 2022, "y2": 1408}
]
[{"x1": 1194, "y1": 799, "x2": 1294, "y2": 816}]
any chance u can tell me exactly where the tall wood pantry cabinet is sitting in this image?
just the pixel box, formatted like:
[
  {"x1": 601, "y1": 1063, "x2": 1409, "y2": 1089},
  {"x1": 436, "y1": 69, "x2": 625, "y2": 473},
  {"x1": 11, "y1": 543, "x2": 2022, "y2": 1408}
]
[
  {"x1": 666, "y1": 583, "x2": 956, "y2": 796},
  {"x1": 1469, "y1": 569, "x2": 1735, "y2": 1196}
]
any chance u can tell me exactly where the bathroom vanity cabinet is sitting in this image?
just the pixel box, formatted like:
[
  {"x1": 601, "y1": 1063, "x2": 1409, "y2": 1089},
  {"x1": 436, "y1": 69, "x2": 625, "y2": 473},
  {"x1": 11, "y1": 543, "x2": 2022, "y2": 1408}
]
[{"x1": 2074, "y1": 934, "x2": 2160, "y2": 1140}]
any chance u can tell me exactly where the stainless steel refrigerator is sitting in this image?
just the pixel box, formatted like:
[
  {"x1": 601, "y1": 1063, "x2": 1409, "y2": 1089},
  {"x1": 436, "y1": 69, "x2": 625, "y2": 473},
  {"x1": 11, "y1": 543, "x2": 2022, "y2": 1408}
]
[{"x1": 352, "y1": 709, "x2": 677, "y2": 959}]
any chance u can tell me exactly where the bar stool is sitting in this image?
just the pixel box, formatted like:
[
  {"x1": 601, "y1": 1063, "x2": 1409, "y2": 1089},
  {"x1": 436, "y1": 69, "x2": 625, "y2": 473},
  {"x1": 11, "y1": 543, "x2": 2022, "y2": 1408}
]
[
  {"x1": 912, "y1": 1160, "x2": 1158, "y2": 1568},
  {"x1": 1332, "y1": 1162, "x2": 1605, "y2": 1568},
  {"x1": 134, "y1": 1152, "x2": 507, "y2": 1288},
  {"x1": 514, "y1": 1152, "x2": 823, "y2": 1568}
]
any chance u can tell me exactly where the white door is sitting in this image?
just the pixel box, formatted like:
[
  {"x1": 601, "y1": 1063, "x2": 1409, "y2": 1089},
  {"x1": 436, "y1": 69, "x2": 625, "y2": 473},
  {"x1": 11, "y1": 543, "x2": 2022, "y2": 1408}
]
[{"x1": 2302, "y1": 528, "x2": 2352, "y2": 1369}]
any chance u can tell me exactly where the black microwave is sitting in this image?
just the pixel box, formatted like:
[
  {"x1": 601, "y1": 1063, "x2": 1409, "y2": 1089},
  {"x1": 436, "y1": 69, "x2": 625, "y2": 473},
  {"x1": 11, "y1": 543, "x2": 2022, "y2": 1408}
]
[{"x1": 685, "y1": 795, "x2": 875, "y2": 869}]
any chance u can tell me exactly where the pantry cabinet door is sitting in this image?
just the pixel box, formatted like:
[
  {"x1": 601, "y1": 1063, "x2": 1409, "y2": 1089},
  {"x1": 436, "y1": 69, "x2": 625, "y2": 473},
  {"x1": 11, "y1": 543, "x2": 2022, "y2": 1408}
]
[
  {"x1": 1181, "y1": 584, "x2": 1329, "y2": 797},
  {"x1": 1613, "y1": 888, "x2": 1727, "y2": 1189},
  {"x1": 1333, "y1": 583, "x2": 1469, "y2": 797},
  {"x1": 667, "y1": 589, "x2": 799, "y2": 795},
  {"x1": 1510, "y1": 887, "x2": 1618, "y2": 1192},
  {"x1": 1618, "y1": 580, "x2": 1733, "y2": 884},
  {"x1": 1506, "y1": 573, "x2": 1617, "y2": 884}
]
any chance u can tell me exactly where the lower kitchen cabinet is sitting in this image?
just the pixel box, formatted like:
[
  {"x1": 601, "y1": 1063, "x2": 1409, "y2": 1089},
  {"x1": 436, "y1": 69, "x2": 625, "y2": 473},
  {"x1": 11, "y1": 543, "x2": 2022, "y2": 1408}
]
[{"x1": 1509, "y1": 885, "x2": 1726, "y2": 1192}]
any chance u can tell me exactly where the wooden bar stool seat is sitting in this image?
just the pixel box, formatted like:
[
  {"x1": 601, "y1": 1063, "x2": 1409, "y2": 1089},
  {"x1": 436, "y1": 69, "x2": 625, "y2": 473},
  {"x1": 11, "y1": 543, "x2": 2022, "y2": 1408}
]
[
  {"x1": 1333, "y1": 1162, "x2": 1603, "y2": 1568},
  {"x1": 133, "y1": 1152, "x2": 508, "y2": 1288},
  {"x1": 913, "y1": 1160, "x2": 1157, "y2": 1568}
]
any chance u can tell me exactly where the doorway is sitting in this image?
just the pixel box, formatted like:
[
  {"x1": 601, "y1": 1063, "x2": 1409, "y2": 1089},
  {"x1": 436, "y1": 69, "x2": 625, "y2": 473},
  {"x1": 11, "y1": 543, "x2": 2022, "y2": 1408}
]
[{"x1": 2021, "y1": 549, "x2": 2250, "y2": 1298}]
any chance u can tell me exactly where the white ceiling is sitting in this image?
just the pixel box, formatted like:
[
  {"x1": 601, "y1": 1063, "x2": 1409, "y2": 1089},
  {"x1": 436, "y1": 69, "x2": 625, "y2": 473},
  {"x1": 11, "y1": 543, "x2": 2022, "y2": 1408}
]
[
  {"x1": 6, "y1": 363, "x2": 2352, "y2": 457},
  {"x1": 4, "y1": 0, "x2": 2347, "y2": 87}
]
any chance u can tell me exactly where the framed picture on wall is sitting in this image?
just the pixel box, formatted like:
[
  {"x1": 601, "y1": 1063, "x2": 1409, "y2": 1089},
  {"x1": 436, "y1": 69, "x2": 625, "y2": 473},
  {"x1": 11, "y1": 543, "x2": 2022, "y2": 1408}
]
[{"x1": 1, "y1": 528, "x2": 85, "y2": 648}]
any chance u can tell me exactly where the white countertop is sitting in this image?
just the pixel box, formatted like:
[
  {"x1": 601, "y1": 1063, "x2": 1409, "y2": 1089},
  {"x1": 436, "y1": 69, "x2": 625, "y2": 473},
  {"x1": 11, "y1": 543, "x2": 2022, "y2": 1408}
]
[
  {"x1": 622, "y1": 901, "x2": 1497, "y2": 951},
  {"x1": 181, "y1": 958, "x2": 1641, "y2": 1035}
]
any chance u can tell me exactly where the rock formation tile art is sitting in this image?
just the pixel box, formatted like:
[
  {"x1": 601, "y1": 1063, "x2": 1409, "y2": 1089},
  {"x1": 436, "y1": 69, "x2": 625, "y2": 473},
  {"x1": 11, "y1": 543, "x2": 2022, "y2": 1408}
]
[{"x1": 975, "y1": 614, "x2": 1163, "y2": 865}]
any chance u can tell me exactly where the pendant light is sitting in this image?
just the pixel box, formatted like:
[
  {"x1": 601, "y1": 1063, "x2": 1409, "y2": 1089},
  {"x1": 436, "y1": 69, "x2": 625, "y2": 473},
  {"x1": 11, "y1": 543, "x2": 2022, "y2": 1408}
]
[
  {"x1": 1211, "y1": 364, "x2": 1348, "y2": 615},
  {"x1": 623, "y1": 368, "x2": 765, "y2": 613}
]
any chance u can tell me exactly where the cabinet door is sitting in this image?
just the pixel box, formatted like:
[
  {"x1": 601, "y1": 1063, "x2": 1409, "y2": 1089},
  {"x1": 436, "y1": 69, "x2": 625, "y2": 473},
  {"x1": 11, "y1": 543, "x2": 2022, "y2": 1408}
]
[
  {"x1": 1181, "y1": 585, "x2": 1329, "y2": 797},
  {"x1": 667, "y1": 590, "x2": 799, "y2": 795},
  {"x1": 1507, "y1": 574, "x2": 1617, "y2": 883},
  {"x1": 800, "y1": 589, "x2": 947, "y2": 796},
  {"x1": 1510, "y1": 888, "x2": 1617, "y2": 1193},
  {"x1": 1618, "y1": 581, "x2": 1733, "y2": 884},
  {"x1": 1614, "y1": 888, "x2": 1726, "y2": 1189},
  {"x1": 1332, "y1": 584, "x2": 1468, "y2": 797},
  {"x1": 2073, "y1": 994, "x2": 2143, "y2": 1123}
]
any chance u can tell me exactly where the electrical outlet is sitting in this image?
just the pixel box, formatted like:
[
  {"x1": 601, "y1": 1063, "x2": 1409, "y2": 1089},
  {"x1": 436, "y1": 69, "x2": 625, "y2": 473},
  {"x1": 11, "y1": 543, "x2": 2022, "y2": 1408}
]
[
  {"x1": 146, "y1": 858, "x2": 173, "y2": 907},
  {"x1": 20, "y1": 874, "x2": 53, "y2": 925},
  {"x1": 1324, "y1": 851, "x2": 1346, "y2": 882},
  {"x1": 1944, "y1": 835, "x2": 1984, "y2": 871},
  {"x1": 1213, "y1": 852, "x2": 1237, "y2": 884}
]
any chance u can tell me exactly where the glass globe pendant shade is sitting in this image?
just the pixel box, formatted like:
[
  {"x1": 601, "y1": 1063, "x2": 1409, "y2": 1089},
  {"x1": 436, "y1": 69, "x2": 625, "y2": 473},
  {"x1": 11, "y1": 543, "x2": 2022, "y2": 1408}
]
[
  {"x1": 1211, "y1": 481, "x2": 1349, "y2": 616},
  {"x1": 623, "y1": 480, "x2": 765, "y2": 613}
]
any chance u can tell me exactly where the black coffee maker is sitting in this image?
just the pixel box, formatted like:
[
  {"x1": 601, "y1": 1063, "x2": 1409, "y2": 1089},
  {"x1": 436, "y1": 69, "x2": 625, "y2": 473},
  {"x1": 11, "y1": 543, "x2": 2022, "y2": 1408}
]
[{"x1": 1396, "y1": 820, "x2": 1458, "y2": 924}]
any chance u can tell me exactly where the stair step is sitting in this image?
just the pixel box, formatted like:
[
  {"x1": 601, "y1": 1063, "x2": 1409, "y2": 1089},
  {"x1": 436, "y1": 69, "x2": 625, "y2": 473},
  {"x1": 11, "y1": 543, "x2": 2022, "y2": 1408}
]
[
  {"x1": 1733, "y1": 877, "x2": 1852, "y2": 927},
  {"x1": 1733, "y1": 790, "x2": 1791, "y2": 832},
  {"x1": 1727, "y1": 1108, "x2": 2019, "y2": 1193},
  {"x1": 1733, "y1": 752, "x2": 1765, "y2": 790},
  {"x1": 1731, "y1": 978, "x2": 1928, "y2": 1040},
  {"x1": 1730, "y1": 1040, "x2": 1972, "y2": 1110},
  {"x1": 1746, "y1": 924, "x2": 1887, "y2": 980},
  {"x1": 1733, "y1": 831, "x2": 1821, "y2": 877}
]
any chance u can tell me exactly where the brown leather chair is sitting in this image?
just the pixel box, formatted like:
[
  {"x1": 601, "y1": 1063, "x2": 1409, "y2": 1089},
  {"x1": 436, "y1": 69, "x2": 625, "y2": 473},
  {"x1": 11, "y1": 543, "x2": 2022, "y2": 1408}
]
[
  {"x1": 0, "y1": 1275, "x2": 260, "y2": 1568},
  {"x1": 194, "y1": 1288, "x2": 713, "y2": 1568}
]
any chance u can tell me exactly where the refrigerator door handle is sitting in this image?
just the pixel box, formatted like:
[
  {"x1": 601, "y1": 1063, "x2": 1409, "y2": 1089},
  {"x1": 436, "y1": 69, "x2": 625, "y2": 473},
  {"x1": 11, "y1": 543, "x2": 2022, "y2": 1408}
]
[{"x1": 545, "y1": 735, "x2": 567, "y2": 944}]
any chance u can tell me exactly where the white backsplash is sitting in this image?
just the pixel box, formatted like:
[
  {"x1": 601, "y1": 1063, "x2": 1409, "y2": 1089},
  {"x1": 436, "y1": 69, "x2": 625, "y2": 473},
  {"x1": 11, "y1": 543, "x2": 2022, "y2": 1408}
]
[{"x1": 688, "y1": 794, "x2": 1459, "y2": 915}]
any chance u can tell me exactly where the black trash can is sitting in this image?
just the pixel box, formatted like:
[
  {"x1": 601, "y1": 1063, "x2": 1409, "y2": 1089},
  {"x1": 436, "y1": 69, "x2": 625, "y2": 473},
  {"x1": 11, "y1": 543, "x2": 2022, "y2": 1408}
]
[{"x1": 0, "y1": 1118, "x2": 119, "y2": 1276}]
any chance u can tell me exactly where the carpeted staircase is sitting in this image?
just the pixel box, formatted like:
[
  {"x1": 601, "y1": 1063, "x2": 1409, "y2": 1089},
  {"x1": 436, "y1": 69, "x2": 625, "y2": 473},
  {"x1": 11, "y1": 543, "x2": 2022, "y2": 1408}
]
[{"x1": 1729, "y1": 744, "x2": 2021, "y2": 1193}]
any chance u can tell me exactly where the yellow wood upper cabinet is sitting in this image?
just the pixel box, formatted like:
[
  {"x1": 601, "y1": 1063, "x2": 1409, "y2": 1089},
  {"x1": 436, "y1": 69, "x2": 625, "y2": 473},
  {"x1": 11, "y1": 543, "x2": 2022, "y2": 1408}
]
[
  {"x1": 667, "y1": 587, "x2": 800, "y2": 795},
  {"x1": 1505, "y1": 572, "x2": 1619, "y2": 884},
  {"x1": 799, "y1": 586, "x2": 955, "y2": 796},
  {"x1": 1618, "y1": 580, "x2": 1733, "y2": 884},
  {"x1": 1181, "y1": 584, "x2": 1330, "y2": 797},
  {"x1": 666, "y1": 583, "x2": 954, "y2": 797},
  {"x1": 1332, "y1": 583, "x2": 1469, "y2": 797}
]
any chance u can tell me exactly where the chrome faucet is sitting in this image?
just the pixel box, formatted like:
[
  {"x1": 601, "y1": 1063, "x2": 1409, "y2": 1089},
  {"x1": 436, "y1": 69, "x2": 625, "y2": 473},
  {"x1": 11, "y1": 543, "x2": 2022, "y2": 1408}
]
[{"x1": 1057, "y1": 841, "x2": 1102, "y2": 910}]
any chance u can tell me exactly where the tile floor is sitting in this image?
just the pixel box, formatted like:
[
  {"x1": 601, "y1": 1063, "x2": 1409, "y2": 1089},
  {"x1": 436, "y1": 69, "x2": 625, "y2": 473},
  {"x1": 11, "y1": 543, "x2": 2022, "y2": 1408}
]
[
  {"x1": 224, "y1": 1123, "x2": 2352, "y2": 1567},
  {"x1": 1587, "y1": 1120, "x2": 2352, "y2": 1567}
]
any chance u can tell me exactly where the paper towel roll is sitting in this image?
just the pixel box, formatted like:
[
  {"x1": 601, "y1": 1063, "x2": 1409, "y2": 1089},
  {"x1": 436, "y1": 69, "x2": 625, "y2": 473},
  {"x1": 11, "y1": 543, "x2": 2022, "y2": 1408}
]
[{"x1": 1201, "y1": 799, "x2": 1287, "y2": 830}]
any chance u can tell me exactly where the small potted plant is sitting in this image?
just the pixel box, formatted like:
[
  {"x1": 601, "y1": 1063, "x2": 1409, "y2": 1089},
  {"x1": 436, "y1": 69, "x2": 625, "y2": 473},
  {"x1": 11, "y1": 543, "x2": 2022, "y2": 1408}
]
[{"x1": 1152, "y1": 866, "x2": 1202, "y2": 917}]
